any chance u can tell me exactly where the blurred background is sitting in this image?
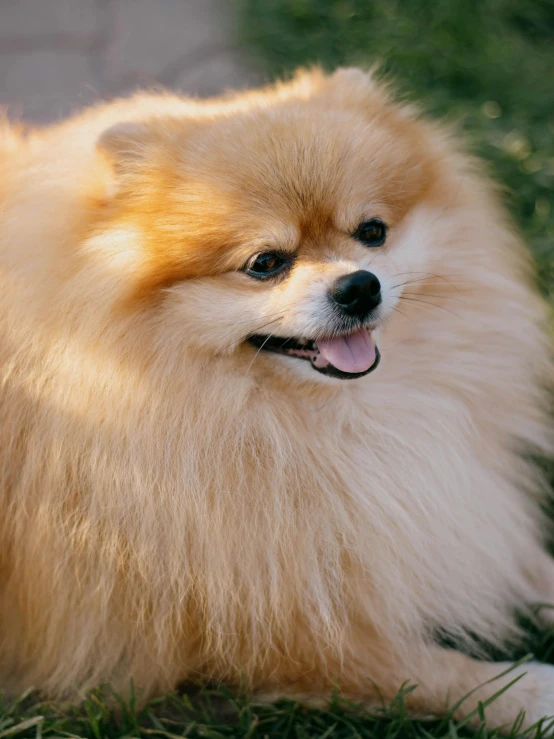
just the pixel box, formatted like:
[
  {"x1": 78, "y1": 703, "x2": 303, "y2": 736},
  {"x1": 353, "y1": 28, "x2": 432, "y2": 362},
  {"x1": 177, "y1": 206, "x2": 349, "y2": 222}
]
[{"x1": 1, "y1": 0, "x2": 552, "y2": 297}]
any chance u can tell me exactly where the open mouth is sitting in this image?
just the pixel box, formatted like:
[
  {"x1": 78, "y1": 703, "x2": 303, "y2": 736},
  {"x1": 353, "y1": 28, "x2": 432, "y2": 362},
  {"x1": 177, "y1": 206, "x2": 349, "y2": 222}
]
[{"x1": 247, "y1": 327, "x2": 380, "y2": 380}]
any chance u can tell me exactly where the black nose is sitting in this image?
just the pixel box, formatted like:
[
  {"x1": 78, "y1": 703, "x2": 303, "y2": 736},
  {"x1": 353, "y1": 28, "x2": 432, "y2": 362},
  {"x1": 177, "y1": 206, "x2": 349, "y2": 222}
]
[{"x1": 331, "y1": 270, "x2": 381, "y2": 318}]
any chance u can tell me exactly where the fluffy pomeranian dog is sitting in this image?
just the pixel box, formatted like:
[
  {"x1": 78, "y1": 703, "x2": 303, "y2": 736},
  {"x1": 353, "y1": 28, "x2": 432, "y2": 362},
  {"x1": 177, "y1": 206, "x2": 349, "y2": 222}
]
[{"x1": 1, "y1": 67, "x2": 554, "y2": 731}]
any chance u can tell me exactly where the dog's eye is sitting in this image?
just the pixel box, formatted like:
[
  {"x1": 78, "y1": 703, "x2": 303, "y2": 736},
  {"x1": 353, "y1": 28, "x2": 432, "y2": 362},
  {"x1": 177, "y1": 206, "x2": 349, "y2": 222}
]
[
  {"x1": 353, "y1": 219, "x2": 387, "y2": 247},
  {"x1": 244, "y1": 252, "x2": 289, "y2": 279}
]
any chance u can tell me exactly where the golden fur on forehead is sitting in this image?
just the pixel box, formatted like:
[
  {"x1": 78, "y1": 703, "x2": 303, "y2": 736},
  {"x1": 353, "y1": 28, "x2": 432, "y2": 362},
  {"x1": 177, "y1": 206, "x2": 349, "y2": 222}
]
[
  {"x1": 1, "y1": 66, "x2": 554, "y2": 730},
  {"x1": 90, "y1": 68, "x2": 440, "y2": 301}
]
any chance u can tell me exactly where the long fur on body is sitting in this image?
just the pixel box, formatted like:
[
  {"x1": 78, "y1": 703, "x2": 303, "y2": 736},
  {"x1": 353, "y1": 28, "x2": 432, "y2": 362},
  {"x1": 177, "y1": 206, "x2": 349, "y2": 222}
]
[{"x1": 0, "y1": 68, "x2": 553, "y2": 729}]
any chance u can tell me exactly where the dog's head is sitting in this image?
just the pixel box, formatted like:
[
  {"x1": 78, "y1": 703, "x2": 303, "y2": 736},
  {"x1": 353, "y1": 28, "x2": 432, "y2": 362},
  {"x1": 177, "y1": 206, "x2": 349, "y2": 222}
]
[{"x1": 91, "y1": 68, "x2": 471, "y2": 385}]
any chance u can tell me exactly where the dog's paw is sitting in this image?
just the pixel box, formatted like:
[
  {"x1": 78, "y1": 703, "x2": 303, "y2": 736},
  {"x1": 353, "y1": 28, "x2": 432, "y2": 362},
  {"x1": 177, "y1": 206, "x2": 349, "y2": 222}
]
[
  {"x1": 469, "y1": 661, "x2": 554, "y2": 736},
  {"x1": 516, "y1": 662, "x2": 554, "y2": 737}
]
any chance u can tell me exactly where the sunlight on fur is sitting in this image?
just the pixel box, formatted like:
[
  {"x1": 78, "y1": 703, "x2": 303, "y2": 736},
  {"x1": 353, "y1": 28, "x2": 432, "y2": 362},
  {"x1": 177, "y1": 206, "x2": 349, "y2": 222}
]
[{"x1": 0, "y1": 67, "x2": 553, "y2": 733}]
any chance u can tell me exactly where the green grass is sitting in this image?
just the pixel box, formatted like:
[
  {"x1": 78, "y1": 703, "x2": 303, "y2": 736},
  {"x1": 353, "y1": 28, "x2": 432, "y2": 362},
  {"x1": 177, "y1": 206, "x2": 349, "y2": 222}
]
[
  {"x1": 3, "y1": 2, "x2": 554, "y2": 736},
  {"x1": 2, "y1": 643, "x2": 554, "y2": 739}
]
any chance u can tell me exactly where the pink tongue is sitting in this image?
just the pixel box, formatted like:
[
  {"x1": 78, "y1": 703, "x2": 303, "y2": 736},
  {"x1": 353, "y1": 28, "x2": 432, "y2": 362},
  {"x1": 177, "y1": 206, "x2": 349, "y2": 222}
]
[{"x1": 317, "y1": 328, "x2": 376, "y2": 373}]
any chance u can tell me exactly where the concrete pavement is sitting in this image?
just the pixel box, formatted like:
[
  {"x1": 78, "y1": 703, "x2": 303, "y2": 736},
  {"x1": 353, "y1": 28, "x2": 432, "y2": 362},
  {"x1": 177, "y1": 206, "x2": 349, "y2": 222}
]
[{"x1": 0, "y1": 0, "x2": 260, "y2": 122}]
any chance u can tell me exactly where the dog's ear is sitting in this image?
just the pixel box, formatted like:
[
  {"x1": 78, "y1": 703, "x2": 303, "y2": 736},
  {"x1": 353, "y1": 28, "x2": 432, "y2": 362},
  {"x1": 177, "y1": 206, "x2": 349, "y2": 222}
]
[
  {"x1": 323, "y1": 66, "x2": 392, "y2": 109},
  {"x1": 272, "y1": 66, "x2": 327, "y2": 99},
  {"x1": 329, "y1": 67, "x2": 378, "y2": 89},
  {"x1": 97, "y1": 122, "x2": 158, "y2": 175},
  {"x1": 274, "y1": 66, "x2": 392, "y2": 114}
]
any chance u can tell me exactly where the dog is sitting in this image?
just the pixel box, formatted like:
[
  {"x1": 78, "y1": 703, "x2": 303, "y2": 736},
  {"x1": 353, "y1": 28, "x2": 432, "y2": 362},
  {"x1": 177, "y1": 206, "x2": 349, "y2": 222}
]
[{"x1": 0, "y1": 67, "x2": 553, "y2": 732}]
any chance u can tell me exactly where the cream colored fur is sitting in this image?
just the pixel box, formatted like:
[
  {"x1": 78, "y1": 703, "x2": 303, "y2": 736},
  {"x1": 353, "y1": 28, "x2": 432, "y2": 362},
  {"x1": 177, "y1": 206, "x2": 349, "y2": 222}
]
[{"x1": 0, "y1": 68, "x2": 553, "y2": 732}]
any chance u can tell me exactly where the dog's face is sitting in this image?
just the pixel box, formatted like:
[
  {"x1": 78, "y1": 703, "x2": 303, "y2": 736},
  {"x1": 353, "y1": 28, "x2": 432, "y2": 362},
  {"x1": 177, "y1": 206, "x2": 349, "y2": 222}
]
[{"x1": 95, "y1": 69, "x2": 449, "y2": 384}]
